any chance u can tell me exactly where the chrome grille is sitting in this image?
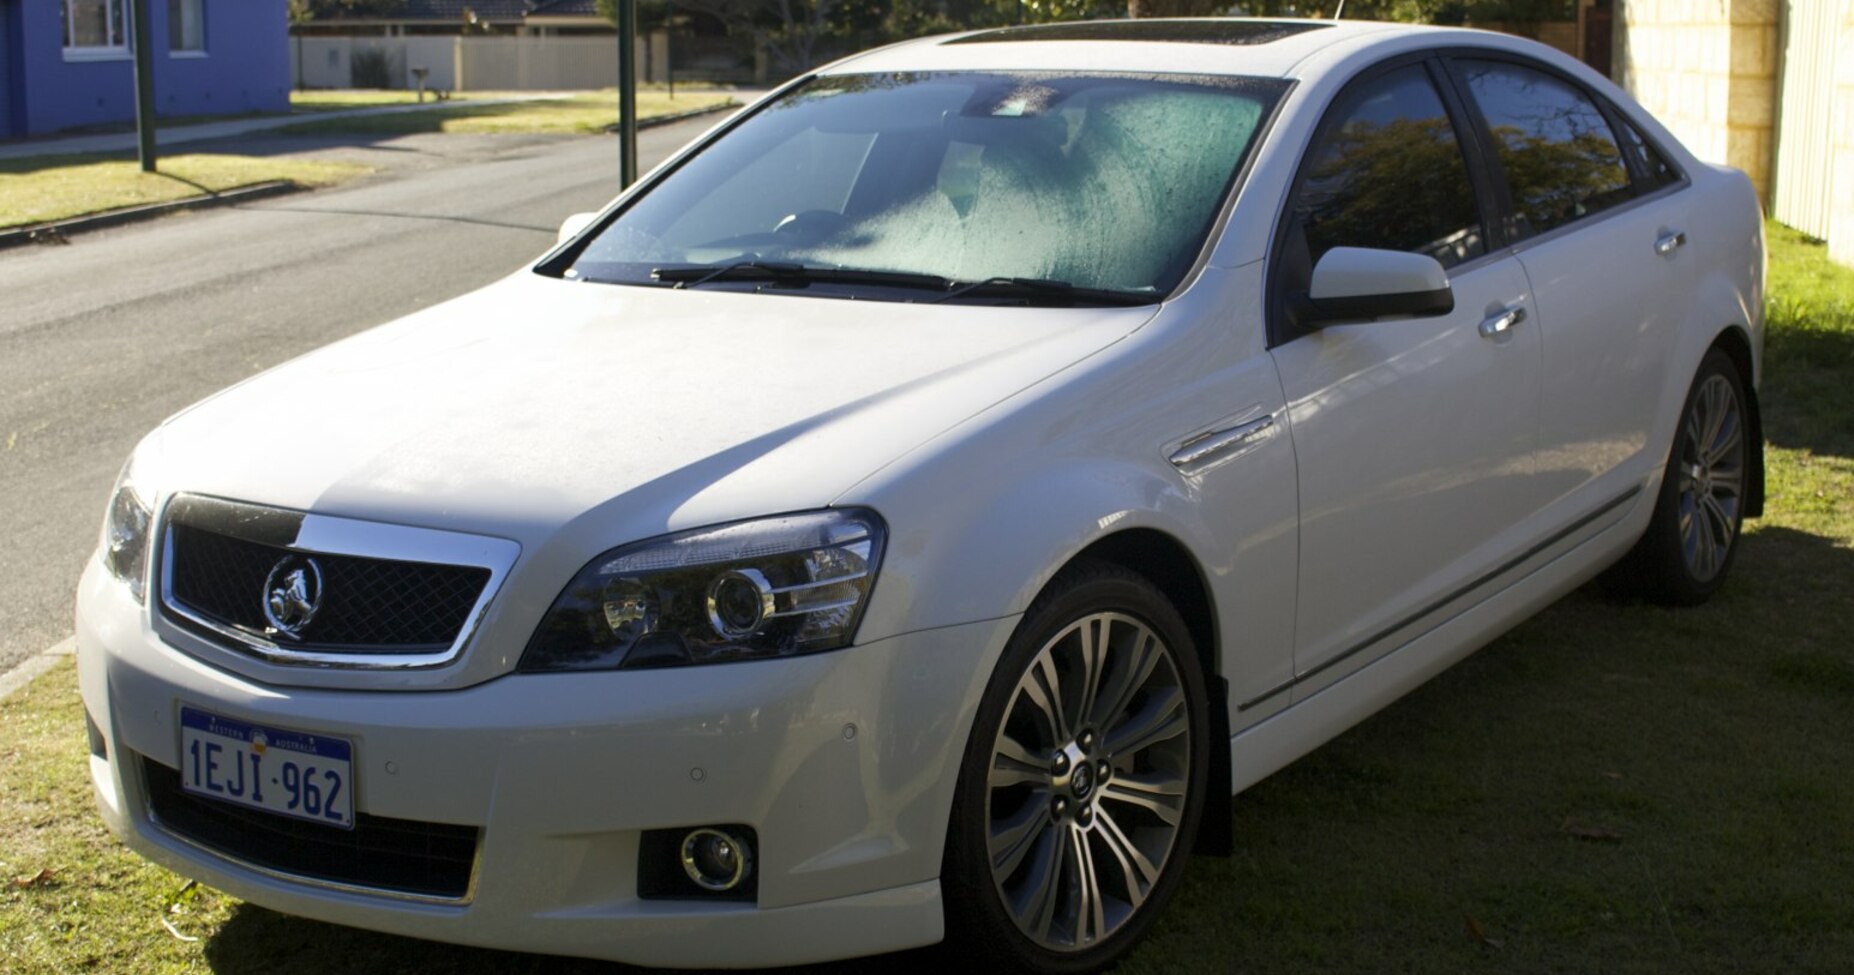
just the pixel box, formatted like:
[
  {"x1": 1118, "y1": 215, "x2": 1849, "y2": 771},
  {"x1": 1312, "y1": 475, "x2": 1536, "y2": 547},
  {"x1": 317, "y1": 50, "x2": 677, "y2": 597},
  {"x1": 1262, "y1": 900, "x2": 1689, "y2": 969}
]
[
  {"x1": 166, "y1": 523, "x2": 489, "y2": 651},
  {"x1": 154, "y1": 494, "x2": 517, "y2": 669}
]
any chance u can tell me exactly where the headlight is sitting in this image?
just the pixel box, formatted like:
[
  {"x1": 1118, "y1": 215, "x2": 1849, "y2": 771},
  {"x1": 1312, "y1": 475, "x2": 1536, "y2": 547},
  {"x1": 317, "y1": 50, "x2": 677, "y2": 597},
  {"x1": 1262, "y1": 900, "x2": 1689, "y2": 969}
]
[
  {"x1": 520, "y1": 509, "x2": 886, "y2": 672},
  {"x1": 101, "y1": 462, "x2": 153, "y2": 604}
]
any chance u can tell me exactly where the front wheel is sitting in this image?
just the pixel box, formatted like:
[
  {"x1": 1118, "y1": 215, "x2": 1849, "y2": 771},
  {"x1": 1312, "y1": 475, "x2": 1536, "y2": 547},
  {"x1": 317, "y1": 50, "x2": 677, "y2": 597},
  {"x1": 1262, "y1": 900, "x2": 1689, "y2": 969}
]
[
  {"x1": 1606, "y1": 348, "x2": 1751, "y2": 605},
  {"x1": 942, "y1": 561, "x2": 1209, "y2": 973}
]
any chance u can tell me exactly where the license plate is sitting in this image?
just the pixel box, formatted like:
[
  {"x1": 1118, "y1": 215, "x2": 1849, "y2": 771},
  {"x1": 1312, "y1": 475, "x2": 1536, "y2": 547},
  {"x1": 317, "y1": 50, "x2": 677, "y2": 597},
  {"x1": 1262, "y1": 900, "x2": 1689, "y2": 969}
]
[{"x1": 179, "y1": 707, "x2": 354, "y2": 830}]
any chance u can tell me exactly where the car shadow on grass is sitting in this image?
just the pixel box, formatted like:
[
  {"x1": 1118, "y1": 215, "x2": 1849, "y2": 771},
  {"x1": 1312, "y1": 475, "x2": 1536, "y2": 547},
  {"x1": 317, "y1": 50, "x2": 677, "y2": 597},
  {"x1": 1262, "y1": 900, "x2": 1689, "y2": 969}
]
[
  {"x1": 197, "y1": 520, "x2": 1854, "y2": 975},
  {"x1": 202, "y1": 902, "x2": 947, "y2": 975}
]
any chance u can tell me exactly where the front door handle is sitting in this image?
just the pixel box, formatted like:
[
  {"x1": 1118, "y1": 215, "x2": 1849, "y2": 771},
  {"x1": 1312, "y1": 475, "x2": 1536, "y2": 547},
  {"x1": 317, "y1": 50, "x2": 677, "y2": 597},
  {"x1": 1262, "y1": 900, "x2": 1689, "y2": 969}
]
[
  {"x1": 1655, "y1": 230, "x2": 1687, "y2": 256},
  {"x1": 1479, "y1": 305, "x2": 1526, "y2": 339}
]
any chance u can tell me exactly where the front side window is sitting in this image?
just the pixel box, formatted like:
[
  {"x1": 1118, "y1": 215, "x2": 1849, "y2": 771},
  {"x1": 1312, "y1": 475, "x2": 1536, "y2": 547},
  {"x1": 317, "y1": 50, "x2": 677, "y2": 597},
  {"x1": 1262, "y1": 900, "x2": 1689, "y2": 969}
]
[
  {"x1": 61, "y1": 0, "x2": 127, "y2": 56},
  {"x1": 1292, "y1": 64, "x2": 1486, "y2": 270},
  {"x1": 565, "y1": 71, "x2": 1285, "y2": 303},
  {"x1": 169, "y1": 0, "x2": 204, "y2": 54},
  {"x1": 1458, "y1": 59, "x2": 1634, "y2": 239}
]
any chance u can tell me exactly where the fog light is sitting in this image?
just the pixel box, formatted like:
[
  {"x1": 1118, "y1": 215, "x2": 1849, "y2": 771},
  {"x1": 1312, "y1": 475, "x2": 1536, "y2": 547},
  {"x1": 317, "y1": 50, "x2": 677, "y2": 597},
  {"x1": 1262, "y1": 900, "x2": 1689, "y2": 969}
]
[{"x1": 681, "y1": 827, "x2": 752, "y2": 891}]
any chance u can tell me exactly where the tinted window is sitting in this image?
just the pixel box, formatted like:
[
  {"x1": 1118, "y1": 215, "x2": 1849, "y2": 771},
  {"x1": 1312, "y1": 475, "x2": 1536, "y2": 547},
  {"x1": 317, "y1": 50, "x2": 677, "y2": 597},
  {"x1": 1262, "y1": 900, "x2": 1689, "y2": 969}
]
[
  {"x1": 1459, "y1": 60, "x2": 1634, "y2": 238},
  {"x1": 1294, "y1": 64, "x2": 1486, "y2": 270},
  {"x1": 1616, "y1": 115, "x2": 1682, "y2": 189}
]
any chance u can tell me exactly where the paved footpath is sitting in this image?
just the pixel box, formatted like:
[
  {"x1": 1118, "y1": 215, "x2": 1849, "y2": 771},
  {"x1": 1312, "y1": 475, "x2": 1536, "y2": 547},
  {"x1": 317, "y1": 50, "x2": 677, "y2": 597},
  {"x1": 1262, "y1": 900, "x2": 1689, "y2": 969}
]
[{"x1": 0, "y1": 94, "x2": 567, "y2": 161}]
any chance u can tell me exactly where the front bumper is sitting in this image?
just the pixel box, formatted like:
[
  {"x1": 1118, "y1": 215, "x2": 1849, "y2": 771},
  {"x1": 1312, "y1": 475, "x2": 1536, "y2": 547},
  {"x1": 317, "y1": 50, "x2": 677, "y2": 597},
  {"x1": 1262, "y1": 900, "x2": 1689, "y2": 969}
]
[{"x1": 76, "y1": 557, "x2": 1016, "y2": 968}]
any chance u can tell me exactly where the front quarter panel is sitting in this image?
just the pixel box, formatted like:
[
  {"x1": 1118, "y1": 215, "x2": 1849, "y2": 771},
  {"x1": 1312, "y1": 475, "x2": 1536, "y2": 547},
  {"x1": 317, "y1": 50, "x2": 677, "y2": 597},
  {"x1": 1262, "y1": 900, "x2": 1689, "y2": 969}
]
[{"x1": 842, "y1": 262, "x2": 1299, "y2": 727}]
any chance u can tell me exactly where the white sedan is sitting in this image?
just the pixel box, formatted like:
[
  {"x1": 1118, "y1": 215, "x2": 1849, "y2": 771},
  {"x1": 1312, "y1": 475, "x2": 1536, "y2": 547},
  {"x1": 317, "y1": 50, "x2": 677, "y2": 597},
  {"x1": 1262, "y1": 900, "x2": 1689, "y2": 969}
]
[{"x1": 77, "y1": 18, "x2": 1763, "y2": 973}]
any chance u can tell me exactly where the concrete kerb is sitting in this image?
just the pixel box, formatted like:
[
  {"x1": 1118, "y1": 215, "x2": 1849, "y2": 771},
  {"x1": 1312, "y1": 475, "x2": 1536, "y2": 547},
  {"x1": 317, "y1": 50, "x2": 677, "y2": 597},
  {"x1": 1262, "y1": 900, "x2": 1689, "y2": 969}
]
[
  {"x1": 0, "y1": 637, "x2": 76, "y2": 704},
  {"x1": 0, "y1": 180, "x2": 304, "y2": 252},
  {"x1": 602, "y1": 100, "x2": 741, "y2": 134}
]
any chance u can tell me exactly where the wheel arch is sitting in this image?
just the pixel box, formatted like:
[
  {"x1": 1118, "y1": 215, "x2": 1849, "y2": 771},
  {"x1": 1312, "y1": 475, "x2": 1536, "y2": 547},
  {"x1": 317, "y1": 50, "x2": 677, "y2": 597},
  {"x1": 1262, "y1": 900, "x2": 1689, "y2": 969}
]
[{"x1": 1059, "y1": 529, "x2": 1234, "y2": 858}]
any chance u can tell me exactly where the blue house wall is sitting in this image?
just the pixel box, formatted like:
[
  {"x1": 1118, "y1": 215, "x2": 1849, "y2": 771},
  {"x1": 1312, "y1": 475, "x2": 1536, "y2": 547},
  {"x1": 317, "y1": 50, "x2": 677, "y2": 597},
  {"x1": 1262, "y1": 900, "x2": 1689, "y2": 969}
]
[
  {"x1": 1, "y1": 3, "x2": 23, "y2": 138},
  {"x1": 6, "y1": 0, "x2": 289, "y2": 138}
]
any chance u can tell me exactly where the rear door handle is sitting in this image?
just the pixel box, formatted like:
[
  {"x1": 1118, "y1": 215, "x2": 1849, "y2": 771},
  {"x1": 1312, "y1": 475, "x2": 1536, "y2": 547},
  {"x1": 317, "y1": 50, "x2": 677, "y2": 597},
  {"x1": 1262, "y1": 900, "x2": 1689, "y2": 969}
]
[
  {"x1": 1655, "y1": 230, "x2": 1687, "y2": 256},
  {"x1": 1479, "y1": 305, "x2": 1526, "y2": 339}
]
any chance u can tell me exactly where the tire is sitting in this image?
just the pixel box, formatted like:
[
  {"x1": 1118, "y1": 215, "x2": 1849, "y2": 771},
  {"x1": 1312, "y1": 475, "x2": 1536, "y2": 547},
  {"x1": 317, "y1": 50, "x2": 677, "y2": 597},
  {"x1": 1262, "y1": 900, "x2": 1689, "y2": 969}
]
[
  {"x1": 941, "y1": 560, "x2": 1210, "y2": 974},
  {"x1": 1604, "y1": 348, "x2": 1751, "y2": 605}
]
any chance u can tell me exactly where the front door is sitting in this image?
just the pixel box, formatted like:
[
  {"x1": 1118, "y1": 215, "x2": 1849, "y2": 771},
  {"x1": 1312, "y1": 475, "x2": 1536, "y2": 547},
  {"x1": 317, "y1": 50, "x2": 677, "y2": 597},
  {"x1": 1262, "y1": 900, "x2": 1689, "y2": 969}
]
[{"x1": 1265, "y1": 60, "x2": 1546, "y2": 686}]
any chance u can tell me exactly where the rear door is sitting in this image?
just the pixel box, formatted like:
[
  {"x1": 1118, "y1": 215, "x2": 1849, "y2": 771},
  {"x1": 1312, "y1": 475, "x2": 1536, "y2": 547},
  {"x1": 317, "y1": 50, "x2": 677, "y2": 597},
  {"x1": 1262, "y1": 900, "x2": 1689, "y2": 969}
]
[
  {"x1": 1266, "y1": 58, "x2": 1549, "y2": 693},
  {"x1": 1446, "y1": 55, "x2": 1698, "y2": 518}
]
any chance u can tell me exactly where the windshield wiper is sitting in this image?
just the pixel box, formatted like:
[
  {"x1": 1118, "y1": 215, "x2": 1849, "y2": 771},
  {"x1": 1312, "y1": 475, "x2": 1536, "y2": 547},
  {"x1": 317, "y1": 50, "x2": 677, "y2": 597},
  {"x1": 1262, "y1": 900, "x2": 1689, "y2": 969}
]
[
  {"x1": 650, "y1": 263, "x2": 1154, "y2": 306},
  {"x1": 653, "y1": 262, "x2": 952, "y2": 292},
  {"x1": 930, "y1": 276, "x2": 1154, "y2": 307}
]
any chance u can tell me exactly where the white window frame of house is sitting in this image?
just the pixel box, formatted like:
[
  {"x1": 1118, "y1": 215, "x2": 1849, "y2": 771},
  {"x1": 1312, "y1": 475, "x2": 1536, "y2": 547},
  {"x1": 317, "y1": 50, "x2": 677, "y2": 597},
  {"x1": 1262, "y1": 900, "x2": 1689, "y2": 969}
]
[
  {"x1": 61, "y1": 0, "x2": 132, "y2": 62},
  {"x1": 168, "y1": 0, "x2": 206, "y2": 58}
]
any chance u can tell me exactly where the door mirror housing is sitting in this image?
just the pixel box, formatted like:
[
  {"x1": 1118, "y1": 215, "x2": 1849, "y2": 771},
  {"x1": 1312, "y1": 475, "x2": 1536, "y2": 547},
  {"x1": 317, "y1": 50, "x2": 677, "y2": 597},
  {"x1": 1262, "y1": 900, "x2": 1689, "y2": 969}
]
[
  {"x1": 1300, "y1": 247, "x2": 1454, "y2": 325},
  {"x1": 558, "y1": 212, "x2": 599, "y2": 244}
]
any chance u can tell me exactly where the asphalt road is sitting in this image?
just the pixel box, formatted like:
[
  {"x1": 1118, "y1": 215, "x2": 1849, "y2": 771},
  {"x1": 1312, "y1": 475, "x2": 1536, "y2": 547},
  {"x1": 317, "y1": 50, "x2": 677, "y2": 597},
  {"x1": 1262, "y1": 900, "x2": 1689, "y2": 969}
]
[{"x1": 0, "y1": 115, "x2": 731, "y2": 676}]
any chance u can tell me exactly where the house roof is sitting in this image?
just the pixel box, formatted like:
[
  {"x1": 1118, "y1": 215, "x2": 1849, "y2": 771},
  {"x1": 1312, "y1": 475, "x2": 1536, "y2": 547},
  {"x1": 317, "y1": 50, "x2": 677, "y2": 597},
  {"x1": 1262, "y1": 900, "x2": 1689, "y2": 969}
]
[
  {"x1": 530, "y1": 0, "x2": 601, "y2": 15},
  {"x1": 308, "y1": 1, "x2": 538, "y2": 24},
  {"x1": 302, "y1": 0, "x2": 605, "y2": 24},
  {"x1": 402, "y1": 1, "x2": 534, "y2": 22}
]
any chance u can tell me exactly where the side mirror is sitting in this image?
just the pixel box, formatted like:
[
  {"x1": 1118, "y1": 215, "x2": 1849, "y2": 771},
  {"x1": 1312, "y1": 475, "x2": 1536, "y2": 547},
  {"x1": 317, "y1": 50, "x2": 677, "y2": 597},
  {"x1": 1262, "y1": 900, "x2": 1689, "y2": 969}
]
[
  {"x1": 1301, "y1": 247, "x2": 1454, "y2": 326},
  {"x1": 557, "y1": 212, "x2": 599, "y2": 244}
]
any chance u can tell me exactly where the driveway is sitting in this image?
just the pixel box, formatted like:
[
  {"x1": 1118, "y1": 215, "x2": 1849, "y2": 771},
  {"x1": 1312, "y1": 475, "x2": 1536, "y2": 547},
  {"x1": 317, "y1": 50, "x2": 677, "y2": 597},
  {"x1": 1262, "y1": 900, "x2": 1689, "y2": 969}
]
[{"x1": 0, "y1": 114, "x2": 733, "y2": 675}]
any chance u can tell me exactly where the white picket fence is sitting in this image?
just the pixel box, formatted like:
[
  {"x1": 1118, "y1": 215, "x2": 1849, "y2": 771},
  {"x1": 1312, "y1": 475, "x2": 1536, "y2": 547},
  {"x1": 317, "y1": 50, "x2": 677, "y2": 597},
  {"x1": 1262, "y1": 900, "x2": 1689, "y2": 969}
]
[{"x1": 289, "y1": 34, "x2": 674, "y2": 92}]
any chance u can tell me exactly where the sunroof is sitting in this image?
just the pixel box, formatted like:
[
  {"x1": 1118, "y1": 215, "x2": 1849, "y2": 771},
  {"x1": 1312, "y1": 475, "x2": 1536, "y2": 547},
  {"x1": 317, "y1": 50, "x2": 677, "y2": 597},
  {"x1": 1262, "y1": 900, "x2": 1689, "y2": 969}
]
[{"x1": 942, "y1": 20, "x2": 1331, "y2": 46}]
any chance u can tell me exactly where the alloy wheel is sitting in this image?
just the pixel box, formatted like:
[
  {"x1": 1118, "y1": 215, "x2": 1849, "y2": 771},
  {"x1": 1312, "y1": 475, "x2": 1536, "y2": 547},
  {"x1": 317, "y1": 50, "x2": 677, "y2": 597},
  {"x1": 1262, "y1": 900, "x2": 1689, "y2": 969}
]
[
  {"x1": 983, "y1": 611, "x2": 1191, "y2": 952},
  {"x1": 1676, "y1": 373, "x2": 1745, "y2": 582}
]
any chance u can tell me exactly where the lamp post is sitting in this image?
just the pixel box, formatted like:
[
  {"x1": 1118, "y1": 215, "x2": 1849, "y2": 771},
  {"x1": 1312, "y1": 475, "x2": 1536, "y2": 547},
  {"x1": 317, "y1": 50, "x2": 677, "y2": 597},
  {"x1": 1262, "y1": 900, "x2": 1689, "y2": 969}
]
[
  {"x1": 617, "y1": 0, "x2": 639, "y2": 187},
  {"x1": 130, "y1": 0, "x2": 157, "y2": 172}
]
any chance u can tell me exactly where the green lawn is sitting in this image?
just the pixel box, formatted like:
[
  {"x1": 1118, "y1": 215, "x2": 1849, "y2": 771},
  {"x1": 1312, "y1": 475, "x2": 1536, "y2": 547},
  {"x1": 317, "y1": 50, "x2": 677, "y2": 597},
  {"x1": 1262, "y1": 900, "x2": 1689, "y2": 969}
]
[
  {"x1": 287, "y1": 85, "x2": 729, "y2": 116},
  {"x1": 0, "y1": 154, "x2": 371, "y2": 230},
  {"x1": 2, "y1": 223, "x2": 1850, "y2": 974},
  {"x1": 276, "y1": 89, "x2": 737, "y2": 137},
  {"x1": 290, "y1": 89, "x2": 442, "y2": 113}
]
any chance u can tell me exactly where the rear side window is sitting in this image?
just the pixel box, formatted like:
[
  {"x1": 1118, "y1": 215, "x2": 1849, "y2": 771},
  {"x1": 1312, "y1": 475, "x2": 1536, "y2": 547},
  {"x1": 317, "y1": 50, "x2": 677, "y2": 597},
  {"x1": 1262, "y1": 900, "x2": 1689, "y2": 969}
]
[
  {"x1": 1293, "y1": 64, "x2": 1486, "y2": 269},
  {"x1": 1615, "y1": 115, "x2": 1683, "y2": 189},
  {"x1": 1458, "y1": 60, "x2": 1633, "y2": 239}
]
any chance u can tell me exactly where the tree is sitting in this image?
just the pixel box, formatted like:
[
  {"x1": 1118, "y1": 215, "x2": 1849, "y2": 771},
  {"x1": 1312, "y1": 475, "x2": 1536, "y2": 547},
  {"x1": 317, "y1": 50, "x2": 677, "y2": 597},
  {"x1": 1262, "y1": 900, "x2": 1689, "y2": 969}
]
[
  {"x1": 651, "y1": 0, "x2": 847, "y2": 74},
  {"x1": 1125, "y1": 0, "x2": 1219, "y2": 18}
]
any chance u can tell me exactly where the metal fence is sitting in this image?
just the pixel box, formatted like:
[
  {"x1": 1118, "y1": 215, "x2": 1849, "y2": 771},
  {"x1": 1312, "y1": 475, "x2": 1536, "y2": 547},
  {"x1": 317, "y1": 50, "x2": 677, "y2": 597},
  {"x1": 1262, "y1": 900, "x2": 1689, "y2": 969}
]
[
  {"x1": 1772, "y1": 0, "x2": 1850, "y2": 239},
  {"x1": 289, "y1": 34, "x2": 702, "y2": 91}
]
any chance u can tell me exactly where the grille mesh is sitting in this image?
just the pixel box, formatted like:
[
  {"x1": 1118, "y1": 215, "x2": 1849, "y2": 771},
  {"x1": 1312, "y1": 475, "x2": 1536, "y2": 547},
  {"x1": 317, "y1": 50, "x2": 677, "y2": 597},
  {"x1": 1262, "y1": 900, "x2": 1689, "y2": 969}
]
[
  {"x1": 165, "y1": 523, "x2": 490, "y2": 652},
  {"x1": 141, "y1": 756, "x2": 477, "y2": 900}
]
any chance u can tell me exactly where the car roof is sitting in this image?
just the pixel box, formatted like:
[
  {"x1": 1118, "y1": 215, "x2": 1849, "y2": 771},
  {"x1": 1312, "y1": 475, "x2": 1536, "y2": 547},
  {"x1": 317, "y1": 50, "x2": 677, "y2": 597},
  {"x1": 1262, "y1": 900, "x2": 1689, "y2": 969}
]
[{"x1": 820, "y1": 17, "x2": 1443, "y2": 80}]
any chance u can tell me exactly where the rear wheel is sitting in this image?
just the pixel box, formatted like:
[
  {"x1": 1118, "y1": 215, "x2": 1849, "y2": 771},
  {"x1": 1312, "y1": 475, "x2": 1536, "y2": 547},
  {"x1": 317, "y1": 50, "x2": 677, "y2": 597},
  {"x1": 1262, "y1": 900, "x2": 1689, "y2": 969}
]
[
  {"x1": 942, "y1": 561, "x2": 1208, "y2": 973},
  {"x1": 1606, "y1": 348, "x2": 1750, "y2": 605}
]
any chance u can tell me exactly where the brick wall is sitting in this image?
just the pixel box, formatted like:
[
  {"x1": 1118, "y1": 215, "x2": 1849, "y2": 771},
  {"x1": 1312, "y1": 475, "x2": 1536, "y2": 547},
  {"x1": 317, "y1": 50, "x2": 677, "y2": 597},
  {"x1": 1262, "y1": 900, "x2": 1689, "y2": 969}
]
[{"x1": 1615, "y1": 0, "x2": 1780, "y2": 202}]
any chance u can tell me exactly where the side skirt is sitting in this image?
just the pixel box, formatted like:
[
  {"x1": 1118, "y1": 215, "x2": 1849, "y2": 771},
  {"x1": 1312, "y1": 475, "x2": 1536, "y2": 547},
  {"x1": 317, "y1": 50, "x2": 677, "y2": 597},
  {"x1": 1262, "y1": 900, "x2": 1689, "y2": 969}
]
[{"x1": 1226, "y1": 487, "x2": 1642, "y2": 796}]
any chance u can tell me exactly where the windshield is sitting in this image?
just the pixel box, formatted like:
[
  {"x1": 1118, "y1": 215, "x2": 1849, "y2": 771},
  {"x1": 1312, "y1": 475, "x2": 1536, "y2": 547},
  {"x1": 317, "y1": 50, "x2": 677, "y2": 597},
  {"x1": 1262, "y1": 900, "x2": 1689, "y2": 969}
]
[{"x1": 560, "y1": 71, "x2": 1284, "y2": 303}]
